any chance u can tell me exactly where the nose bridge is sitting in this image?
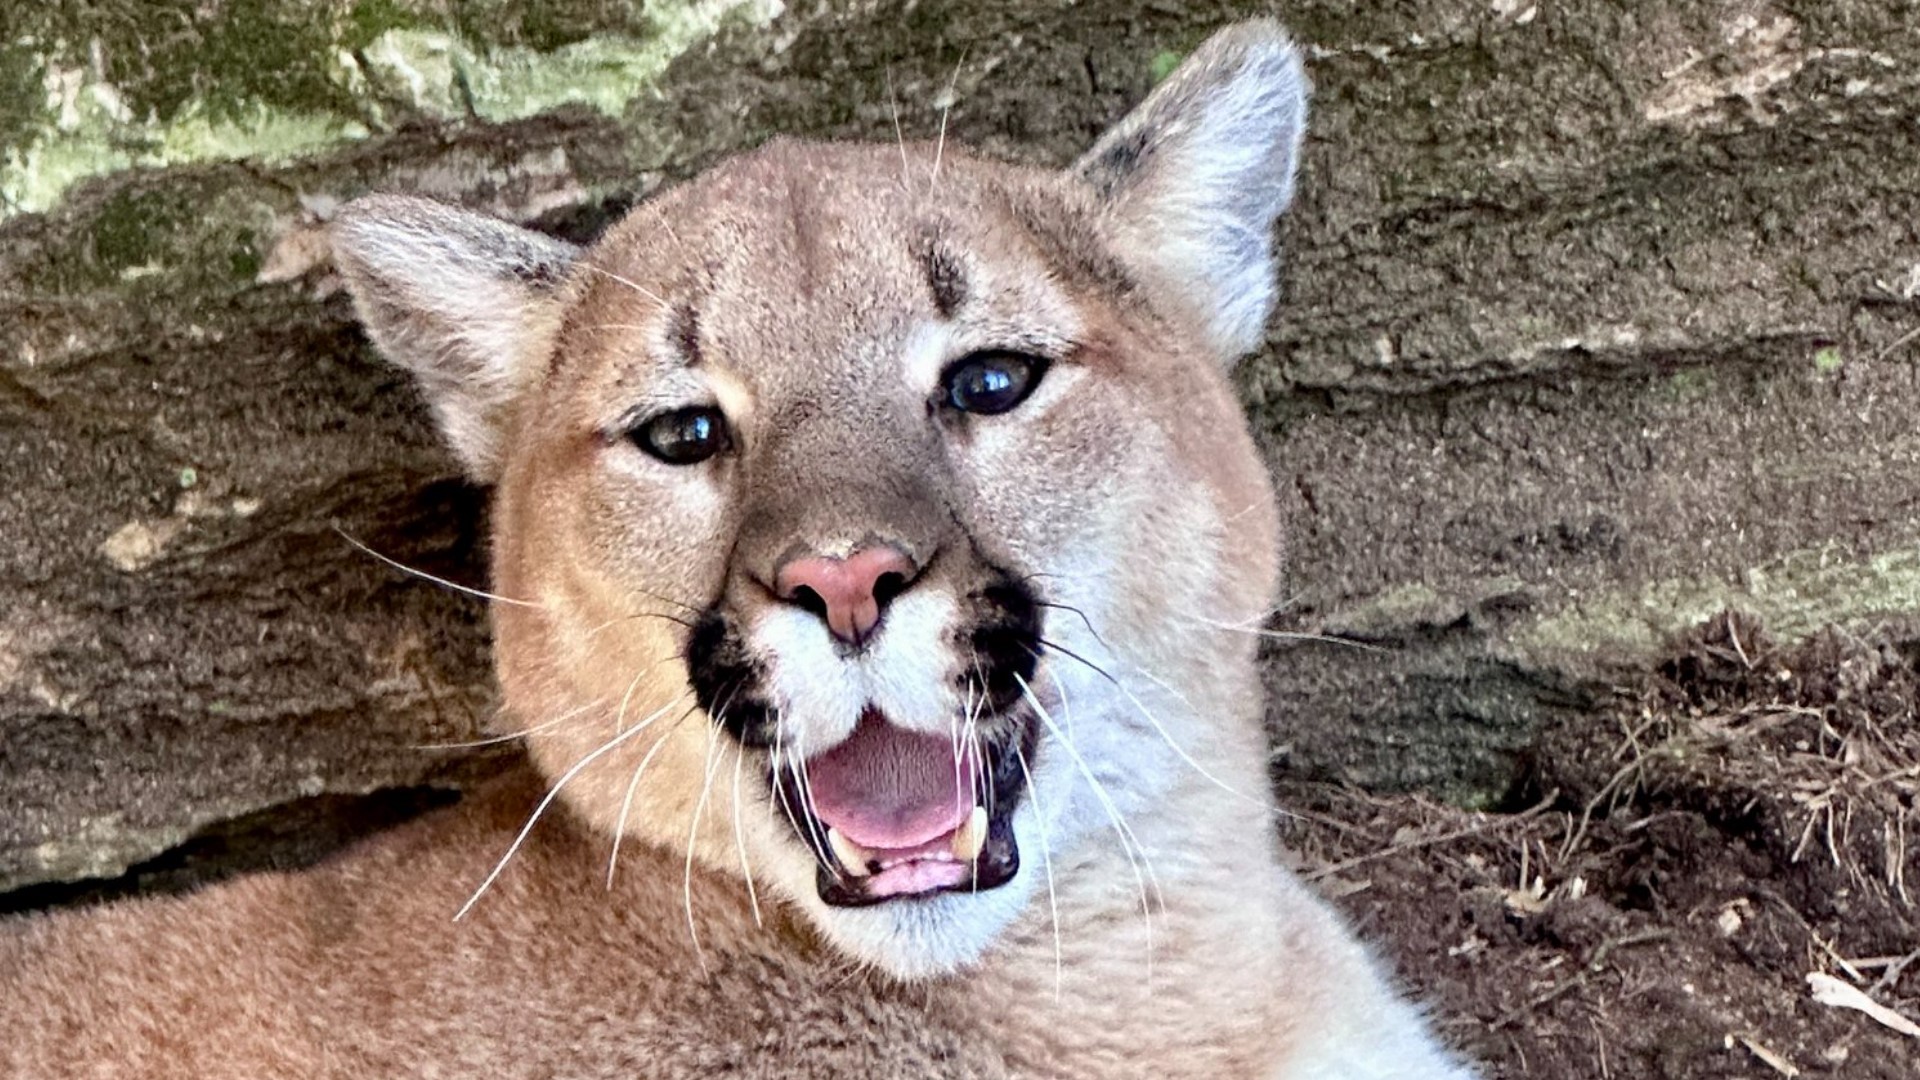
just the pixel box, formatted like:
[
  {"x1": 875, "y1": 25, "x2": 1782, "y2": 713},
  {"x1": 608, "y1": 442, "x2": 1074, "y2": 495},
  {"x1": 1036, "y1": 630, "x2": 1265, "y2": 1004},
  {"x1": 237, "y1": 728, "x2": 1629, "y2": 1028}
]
[{"x1": 736, "y1": 406, "x2": 950, "y2": 581}]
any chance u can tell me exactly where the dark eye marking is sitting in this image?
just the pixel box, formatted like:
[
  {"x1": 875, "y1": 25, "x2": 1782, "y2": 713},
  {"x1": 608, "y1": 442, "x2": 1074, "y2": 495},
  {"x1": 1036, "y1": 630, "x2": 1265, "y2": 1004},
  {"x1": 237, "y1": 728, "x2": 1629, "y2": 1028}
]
[
  {"x1": 938, "y1": 352, "x2": 1050, "y2": 416},
  {"x1": 630, "y1": 406, "x2": 732, "y2": 465}
]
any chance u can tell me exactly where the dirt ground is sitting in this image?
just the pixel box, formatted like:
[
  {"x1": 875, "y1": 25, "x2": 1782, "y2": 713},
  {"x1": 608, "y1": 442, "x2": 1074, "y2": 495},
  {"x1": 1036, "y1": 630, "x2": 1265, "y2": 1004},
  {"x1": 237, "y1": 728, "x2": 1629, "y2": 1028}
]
[{"x1": 1281, "y1": 613, "x2": 1920, "y2": 1078}]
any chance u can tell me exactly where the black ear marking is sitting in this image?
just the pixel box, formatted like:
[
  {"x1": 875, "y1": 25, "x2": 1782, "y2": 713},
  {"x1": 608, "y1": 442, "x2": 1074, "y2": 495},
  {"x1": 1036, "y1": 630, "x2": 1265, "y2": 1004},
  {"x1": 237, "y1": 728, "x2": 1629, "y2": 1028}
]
[
  {"x1": 1080, "y1": 128, "x2": 1153, "y2": 200},
  {"x1": 329, "y1": 194, "x2": 583, "y2": 483},
  {"x1": 1067, "y1": 20, "x2": 1310, "y2": 365},
  {"x1": 507, "y1": 253, "x2": 573, "y2": 289}
]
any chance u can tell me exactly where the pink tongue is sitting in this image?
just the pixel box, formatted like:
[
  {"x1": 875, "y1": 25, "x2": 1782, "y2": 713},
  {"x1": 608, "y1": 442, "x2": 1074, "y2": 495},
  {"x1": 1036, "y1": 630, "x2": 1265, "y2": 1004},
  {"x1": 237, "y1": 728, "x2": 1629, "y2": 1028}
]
[{"x1": 805, "y1": 711, "x2": 976, "y2": 851}]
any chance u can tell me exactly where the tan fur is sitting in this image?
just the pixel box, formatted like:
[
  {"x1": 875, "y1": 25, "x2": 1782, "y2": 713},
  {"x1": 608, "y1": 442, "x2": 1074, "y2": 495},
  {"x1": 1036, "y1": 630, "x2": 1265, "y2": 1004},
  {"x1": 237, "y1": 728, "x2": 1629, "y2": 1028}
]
[{"x1": 2, "y1": 23, "x2": 1475, "y2": 1078}]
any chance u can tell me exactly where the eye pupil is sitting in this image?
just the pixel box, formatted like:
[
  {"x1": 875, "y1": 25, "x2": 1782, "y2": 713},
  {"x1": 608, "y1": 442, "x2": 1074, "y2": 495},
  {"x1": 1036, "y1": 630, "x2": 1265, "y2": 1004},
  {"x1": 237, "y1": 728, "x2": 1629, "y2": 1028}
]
[
  {"x1": 943, "y1": 352, "x2": 1046, "y2": 415},
  {"x1": 633, "y1": 406, "x2": 731, "y2": 465}
]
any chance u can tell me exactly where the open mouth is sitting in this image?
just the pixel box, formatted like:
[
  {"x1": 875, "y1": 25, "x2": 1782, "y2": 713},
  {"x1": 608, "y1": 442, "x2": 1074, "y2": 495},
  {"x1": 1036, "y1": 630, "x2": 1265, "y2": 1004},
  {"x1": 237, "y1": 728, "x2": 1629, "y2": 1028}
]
[{"x1": 775, "y1": 707, "x2": 1037, "y2": 907}]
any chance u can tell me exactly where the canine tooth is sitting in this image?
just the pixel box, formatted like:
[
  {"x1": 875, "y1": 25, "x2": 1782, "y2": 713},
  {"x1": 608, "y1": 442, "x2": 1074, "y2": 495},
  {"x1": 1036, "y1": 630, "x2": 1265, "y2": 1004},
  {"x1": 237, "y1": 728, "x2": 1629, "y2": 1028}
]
[
  {"x1": 950, "y1": 806, "x2": 989, "y2": 862},
  {"x1": 826, "y1": 828, "x2": 873, "y2": 877}
]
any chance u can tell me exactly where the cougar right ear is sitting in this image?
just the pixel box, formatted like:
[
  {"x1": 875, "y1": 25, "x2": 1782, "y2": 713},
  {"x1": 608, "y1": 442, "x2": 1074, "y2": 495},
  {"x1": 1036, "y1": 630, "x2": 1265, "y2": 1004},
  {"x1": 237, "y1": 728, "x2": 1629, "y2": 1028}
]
[
  {"x1": 330, "y1": 195, "x2": 580, "y2": 484},
  {"x1": 1073, "y1": 20, "x2": 1310, "y2": 365}
]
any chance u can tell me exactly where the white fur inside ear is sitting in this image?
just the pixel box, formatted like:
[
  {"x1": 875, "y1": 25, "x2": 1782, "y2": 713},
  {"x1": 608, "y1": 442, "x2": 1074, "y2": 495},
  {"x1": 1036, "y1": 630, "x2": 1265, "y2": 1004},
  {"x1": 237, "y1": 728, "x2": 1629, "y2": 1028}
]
[
  {"x1": 330, "y1": 195, "x2": 581, "y2": 482},
  {"x1": 1075, "y1": 21, "x2": 1309, "y2": 363}
]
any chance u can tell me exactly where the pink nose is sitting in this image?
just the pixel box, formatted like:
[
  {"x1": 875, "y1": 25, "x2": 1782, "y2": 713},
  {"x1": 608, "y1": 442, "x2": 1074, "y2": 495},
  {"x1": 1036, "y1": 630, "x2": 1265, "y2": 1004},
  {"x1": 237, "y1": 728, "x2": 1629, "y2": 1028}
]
[{"x1": 774, "y1": 545, "x2": 917, "y2": 645}]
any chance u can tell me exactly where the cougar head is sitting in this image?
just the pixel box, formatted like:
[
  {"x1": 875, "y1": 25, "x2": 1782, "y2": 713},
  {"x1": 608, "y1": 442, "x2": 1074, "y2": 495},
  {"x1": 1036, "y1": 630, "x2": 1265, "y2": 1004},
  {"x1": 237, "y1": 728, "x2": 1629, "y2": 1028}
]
[{"x1": 330, "y1": 21, "x2": 1307, "y2": 979}]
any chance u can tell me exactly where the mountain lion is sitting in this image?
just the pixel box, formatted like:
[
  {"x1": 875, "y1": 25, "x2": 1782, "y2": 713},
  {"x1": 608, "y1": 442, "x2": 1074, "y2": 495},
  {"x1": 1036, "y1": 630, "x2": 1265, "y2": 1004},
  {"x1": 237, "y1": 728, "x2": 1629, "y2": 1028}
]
[{"x1": 2, "y1": 21, "x2": 1477, "y2": 1079}]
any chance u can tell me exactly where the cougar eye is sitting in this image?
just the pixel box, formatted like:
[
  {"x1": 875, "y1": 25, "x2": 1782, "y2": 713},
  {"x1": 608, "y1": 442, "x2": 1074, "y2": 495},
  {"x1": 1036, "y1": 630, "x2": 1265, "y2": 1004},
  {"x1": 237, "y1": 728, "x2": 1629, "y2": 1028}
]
[
  {"x1": 631, "y1": 406, "x2": 732, "y2": 465},
  {"x1": 940, "y1": 352, "x2": 1048, "y2": 415}
]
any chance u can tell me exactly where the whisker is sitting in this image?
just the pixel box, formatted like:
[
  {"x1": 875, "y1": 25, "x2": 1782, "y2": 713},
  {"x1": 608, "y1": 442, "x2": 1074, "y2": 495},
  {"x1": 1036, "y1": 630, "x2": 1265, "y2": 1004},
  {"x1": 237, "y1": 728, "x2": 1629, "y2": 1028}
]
[
  {"x1": 612, "y1": 657, "x2": 654, "y2": 735},
  {"x1": 578, "y1": 610, "x2": 698, "y2": 637},
  {"x1": 412, "y1": 698, "x2": 602, "y2": 750},
  {"x1": 639, "y1": 197, "x2": 686, "y2": 247},
  {"x1": 930, "y1": 50, "x2": 967, "y2": 190},
  {"x1": 792, "y1": 734, "x2": 832, "y2": 864},
  {"x1": 947, "y1": 686, "x2": 968, "y2": 823},
  {"x1": 1035, "y1": 637, "x2": 1265, "y2": 810},
  {"x1": 1016, "y1": 673, "x2": 1158, "y2": 984},
  {"x1": 1030, "y1": 635, "x2": 1107, "y2": 682},
  {"x1": 457, "y1": 707, "x2": 668, "y2": 921},
  {"x1": 964, "y1": 653, "x2": 991, "y2": 820},
  {"x1": 608, "y1": 700, "x2": 700, "y2": 888},
  {"x1": 578, "y1": 323, "x2": 655, "y2": 334},
  {"x1": 729, "y1": 739, "x2": 765, "y2": 929},
  {"x1": 1031, "y1": 599, "x2": 1113, "y2": 652},
  {"x1": 885, "y1": 67, "x2": 912, "y2": 192},
  {"x1": 577, "y1": 261, "x2": 667, "y2": 306},
  {"x1": 1013, "y1": 740, "x2": 1063, "y2": 1002},
  {"x1": 334, "y1": 525, "x2": 542, "y2": 609},
  {"x1": 1195, "y1": 615, "x2": 1385, "y2": 653},
  {"x1": 766, "y1": 744, "x2": 785, "y2": 828},
  {"x1": 682, "y1": 712, "x2": 725, "y2": 975}
]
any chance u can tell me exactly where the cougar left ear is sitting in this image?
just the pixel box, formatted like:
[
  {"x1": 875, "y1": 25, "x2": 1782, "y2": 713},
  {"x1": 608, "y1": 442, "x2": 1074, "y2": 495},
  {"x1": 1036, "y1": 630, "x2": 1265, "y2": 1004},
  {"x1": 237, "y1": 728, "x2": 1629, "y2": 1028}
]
[
  {"x1": 330, "y1": 195, "x2": 580, "y2": 483},
  {"x1": 1073, "y1": 20, "x2": 1310, "y2": 365}
]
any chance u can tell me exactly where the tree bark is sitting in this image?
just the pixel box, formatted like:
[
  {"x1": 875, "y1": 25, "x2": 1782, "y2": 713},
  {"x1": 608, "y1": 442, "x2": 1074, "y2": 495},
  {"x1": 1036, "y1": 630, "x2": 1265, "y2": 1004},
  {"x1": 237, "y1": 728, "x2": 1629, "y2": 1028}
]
[{"x1": 3, "y1": 0, "x2": 1917, "y2": 894}]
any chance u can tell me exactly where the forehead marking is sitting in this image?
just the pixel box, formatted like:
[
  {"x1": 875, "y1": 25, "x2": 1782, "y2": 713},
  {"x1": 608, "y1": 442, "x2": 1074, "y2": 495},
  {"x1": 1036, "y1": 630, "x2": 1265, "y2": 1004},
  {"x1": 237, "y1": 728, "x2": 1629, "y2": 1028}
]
[
  {"x1": 924, "y1": 242, "x2": 970, "y2": 317},
  {"x1": 667, "y1": 302, "x2": 702, "y2": 367}
]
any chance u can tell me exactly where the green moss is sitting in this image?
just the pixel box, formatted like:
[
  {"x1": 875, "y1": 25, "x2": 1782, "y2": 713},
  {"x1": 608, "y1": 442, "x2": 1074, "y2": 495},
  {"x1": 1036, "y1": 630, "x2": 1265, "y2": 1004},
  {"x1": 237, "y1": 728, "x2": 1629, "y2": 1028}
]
[
  {"x1": 1338, "y1": 582, "x2": 1446, "y2": 635},
  {"x1": 0, "y1": 42, "x2": 44, "y2": 163},
  {"x1": 1664, "y1": 368, "x2": 1714, "y2": 400},
  {"x1": 36, "y1": 0, "x2": 353, "y2": 126},
  {"x1": 1812, "y1": 345, "x2": 1843, "y2": 373},
  {"x1": 359, "y1": 3, "x2": 780, "y2": 125},
  {"x1": 346, "y1": 0, "x2": 431, "y2": 52},
  {"x1": 1517, "y1": 543, "x2": 1920, "y2": 660},
  {"x1": 1149, "y1": 49, "x2": 1185, "y2": 84},
  {"x1": 1, "y1": 0, "x2": 780, "y2": 218},
  {"x1": 450, "y1": 0, "x2": 653, "y2": 51},
  {"x1": 61, "y1": 182, "x2": 278, "y2": 293},
  {"x1": 89, "y1": 190, "x2": 174, "y2": 274}
]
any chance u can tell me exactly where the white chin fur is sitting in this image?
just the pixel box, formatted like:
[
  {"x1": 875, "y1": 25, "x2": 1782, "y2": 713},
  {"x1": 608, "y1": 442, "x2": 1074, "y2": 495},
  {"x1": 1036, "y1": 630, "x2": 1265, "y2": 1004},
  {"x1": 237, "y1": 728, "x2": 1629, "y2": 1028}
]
[{"x1": 776, "y1": 802, "x2": 1043, "y2": 981}]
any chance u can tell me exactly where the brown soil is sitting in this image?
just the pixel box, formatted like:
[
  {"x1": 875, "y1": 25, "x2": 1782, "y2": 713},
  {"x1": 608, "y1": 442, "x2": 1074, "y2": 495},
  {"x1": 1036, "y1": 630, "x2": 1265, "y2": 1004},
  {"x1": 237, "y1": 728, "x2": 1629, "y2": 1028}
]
[{"x1": 1281, "y1": 613, "x2": 1920, "y2": 1078}]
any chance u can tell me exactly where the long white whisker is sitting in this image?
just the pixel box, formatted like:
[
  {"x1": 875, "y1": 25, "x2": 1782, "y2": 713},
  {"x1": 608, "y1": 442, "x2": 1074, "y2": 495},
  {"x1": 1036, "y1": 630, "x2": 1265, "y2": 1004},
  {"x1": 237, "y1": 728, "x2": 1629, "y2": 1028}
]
[
  {"x1": 885, "y1": 67, "x2": 911, "y2": 191},
  {"x1": 412, "y1": 699, "x2": 601, "y2": 750},
  {"x1": 578, "y1": 261, "x2": 667, "y2": 305},
  {"x1": 1112, "y1": 665, "x2": 1263, "y2": 809},
  {"x1": 961, "y1": 654, "x2": 989, "y2": 819},
  {"x1": 611, "y1": 654, "x2": 679, "y2": 734},
  {"x1": 1016, "y1": 673, "x2": 1158, "y2": 984},
  {"x1": 766, "y1": 744, "x2": 786, "y2": 827},
  {"x1": 608, "y1": 700, "x2": 696, "y2": 888},
  {"x1": 683, "y1": 714, "x2": 724, "y2": 975},
  {"x1": 1194, "y1": 614, "x2": 1385, "y2": 652},
  {"x1": 643, "y1": 199, "x2": 685, "y2": 247},
  {"x1": 793, "y1": 738, "x2": 831, "y2": 859},
  {"x1": 730, "y1": 739, "x2": 764, "y2": 929},
  {"x1": 930, "y1": 50, "x2": 967, "y2": 190},
  {"x1": 457, "y1": 713, "x2": 659, "y2": 921},
  {"x1": 948, "y1": 689, "x2": 968, "y2": 821},
  {"x1": 334, "y1": 526, "x2": 543, "y2": 609},
  {"x1": 1041, "y1": 640, "x2": 1265, "y2": 810},
  {"x1": 1014, "y1": 740, "x2": 1062, "y2": 1002}
]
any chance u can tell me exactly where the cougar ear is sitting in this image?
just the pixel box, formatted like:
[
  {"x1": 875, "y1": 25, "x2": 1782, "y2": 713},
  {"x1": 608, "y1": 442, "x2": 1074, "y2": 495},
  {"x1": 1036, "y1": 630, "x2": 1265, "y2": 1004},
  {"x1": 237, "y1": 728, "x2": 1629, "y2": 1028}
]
[
  {"x1": 1073, "y1": 20, "x2": 1310, "y2": 364},
  {"x1": 330, "y1": 195, "x2": 581, "y2": 483}
]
